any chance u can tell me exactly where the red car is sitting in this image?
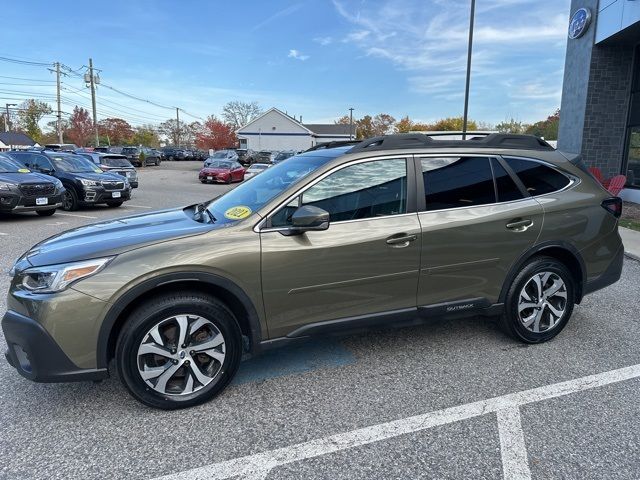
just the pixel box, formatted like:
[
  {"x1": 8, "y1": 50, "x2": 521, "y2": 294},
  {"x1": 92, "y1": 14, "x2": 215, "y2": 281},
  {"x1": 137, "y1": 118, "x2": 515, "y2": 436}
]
[{"x1": 199, "y1": 160, "x2": 245, "y2": 184}]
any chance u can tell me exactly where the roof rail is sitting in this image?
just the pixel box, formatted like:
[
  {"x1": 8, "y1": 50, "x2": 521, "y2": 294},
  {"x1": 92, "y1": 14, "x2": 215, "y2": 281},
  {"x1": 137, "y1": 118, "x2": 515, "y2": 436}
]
[
  {"x1": 348, "y1": 133, "x2": 554, "y2": 153},
  {"x1": 305, "y1": 140, "x2": 360, "y2": 152}
]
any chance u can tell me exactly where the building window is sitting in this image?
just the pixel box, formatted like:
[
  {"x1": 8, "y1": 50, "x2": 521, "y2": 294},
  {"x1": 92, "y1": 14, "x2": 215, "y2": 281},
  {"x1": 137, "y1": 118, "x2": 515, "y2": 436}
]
[{"x1": 625, "y1": 45, "x2": 640, "y2": 188}]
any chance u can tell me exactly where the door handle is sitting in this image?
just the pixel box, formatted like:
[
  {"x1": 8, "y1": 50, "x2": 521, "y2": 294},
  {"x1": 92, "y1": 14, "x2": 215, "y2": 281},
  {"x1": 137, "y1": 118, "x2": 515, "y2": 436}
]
[
  {"x1": 506, "y1": 219, "x2": 533, "y2": 231},
  {"x1": 386, "y1": 234, "x2": 417, "y2": 246}
]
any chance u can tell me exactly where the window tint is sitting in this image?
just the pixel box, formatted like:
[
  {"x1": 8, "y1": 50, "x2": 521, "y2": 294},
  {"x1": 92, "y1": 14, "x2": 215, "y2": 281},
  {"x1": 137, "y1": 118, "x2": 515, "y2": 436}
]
[
  {"x1": 272, "y1": 159, "x2": 407, "y2": 226},
  {"x1": 421, "y1": 157, "x2": 495, "y2": 211},
  {"x1": 505, "y1": 157, "x2": 570, "y2": 196},
  {"x1": 492, "y1": 158, "x2": 525, "y2": 202}
]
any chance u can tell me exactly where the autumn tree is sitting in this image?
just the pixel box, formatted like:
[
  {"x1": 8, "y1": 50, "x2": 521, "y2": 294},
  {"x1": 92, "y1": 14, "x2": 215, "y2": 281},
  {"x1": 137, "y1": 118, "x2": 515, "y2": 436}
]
[
  {"x1": 355, "y1": 115, "x2": 374, "y2": 139},
  {"x1": 525, "y1": 109, "x2": 560, "y2": 140},
  {"x1": 394, "y1": 116, "x2": 414, "y2": 133},
  {"x1": 158, "y1": 118, "x2": 190, "y2": 146},
  {"x1": 195, "y1": 116, "x2": 237, "y2": 150},
  {"x1": 222, "y1": 101, "x2": 263, "y2": 129},
  {"x1": 131, "y1": 124, "x2": 160, "y2": 147},
  {"x1": 98, "y1": 118, "x2": 134, "y2": 145},
  {"x1": 66, "y1": 107, "x2": 93, "y2": 146},
  {"x1": 371, "y1": 114, "x2": 396, "y2": 136},
  {"x1": 17, "y1": 99, "x2": 52, "y2": 142},
  {"x1": 428, "y1": 117, "x2": 478, "y2": 131}
]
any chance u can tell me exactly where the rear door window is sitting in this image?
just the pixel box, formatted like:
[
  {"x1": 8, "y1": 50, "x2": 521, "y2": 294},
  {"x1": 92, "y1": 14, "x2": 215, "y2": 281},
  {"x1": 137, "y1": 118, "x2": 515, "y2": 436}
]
[
  {"x1": 421, "y1": 157, "x2": 496, "y2": 211},
  {"x1": 504, "y1": 157, "x2": 570, "y2": 196}
]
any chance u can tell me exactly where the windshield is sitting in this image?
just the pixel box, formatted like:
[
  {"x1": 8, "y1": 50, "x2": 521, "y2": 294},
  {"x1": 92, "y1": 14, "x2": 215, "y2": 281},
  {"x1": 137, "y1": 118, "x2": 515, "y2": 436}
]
[
  {"x1": 275, "y1": 152, "x2": 293, "y2": 160},
  {"x1": 205, "y1": 160, "x2": 232, "y2": 169},
  {"x1": 0, "y1": 155, "x2": 27, "y2": 173},
  {"x1": 102, "y1": 157, "x2": 133, "y2": 167},
  {"x1": 249, "y1": 164, "x2": 269, "y2": 171},
  {"x1": 51, "y1": 155, "x2": 102, "y2": 173},
  {"x1": 121, "y1": 147, "x2": 138, "y2": 154},
  {"x1": 207, "y1": 153, "x2": 331, "y2": 224},
  {"x1": 212, "y1": 151, "x2": 230, "y2": 158}
]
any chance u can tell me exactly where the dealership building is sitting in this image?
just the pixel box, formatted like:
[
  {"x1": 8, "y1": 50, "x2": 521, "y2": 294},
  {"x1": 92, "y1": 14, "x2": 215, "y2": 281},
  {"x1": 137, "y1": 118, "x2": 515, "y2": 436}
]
[{"x1": 559, "y1": 0, "x2": 640, "y2": 202}]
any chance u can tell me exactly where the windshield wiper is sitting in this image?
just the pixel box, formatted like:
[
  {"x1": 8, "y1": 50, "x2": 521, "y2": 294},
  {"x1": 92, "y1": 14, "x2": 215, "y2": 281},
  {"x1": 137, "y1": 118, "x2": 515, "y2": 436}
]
[{"x1": 193, "y1": 202, "x2": 216, "y2": 224}]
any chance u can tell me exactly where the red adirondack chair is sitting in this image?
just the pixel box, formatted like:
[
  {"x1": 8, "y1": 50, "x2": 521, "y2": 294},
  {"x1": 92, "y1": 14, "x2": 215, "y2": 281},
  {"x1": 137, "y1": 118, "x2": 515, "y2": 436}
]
[
  {"x1": 607, "y1": 175, "x2": 627, "y2": 196},
  {"x1": 588, "y1": 167, "x2": 604, "y2": 185}
]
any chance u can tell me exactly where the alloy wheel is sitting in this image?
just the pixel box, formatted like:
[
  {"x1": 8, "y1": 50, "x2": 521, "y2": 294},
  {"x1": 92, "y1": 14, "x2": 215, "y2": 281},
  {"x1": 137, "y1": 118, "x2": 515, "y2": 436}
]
[
  {"x1": 518, "y1": 271, "x2": 567, "y2": 333},
  {"x1": 136, "y1": 315, "x2": 226, "y2": 395},
  {"x1": 63, "y1": 190, "x2": 74, "y2": 210}
]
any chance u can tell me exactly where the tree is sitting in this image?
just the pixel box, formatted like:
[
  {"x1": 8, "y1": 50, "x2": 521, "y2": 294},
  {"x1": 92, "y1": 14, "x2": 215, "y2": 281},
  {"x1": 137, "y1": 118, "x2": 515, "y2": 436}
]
[
  {"x1": 131, "y1": 124, "x2": 160, "y2": 147},
  {"x1": 97, "y1": 118, "x2": 134, "y2": 145},
  {"x1": 429, "y1": 117, "x2": 478, "y2": 131},
  {"x1": 495, "y1": 118, "x2": 526, "y2": 134},
  {"x1": 371, "y1": 114, "x2": 396, "y2": 136},
  {"x1": 355, "y1": 115, "x2": 374, "y2": 139},
  {"x1": 66, "y1": 107, "x2": 93, "y2": 146},
  {"x1": 195, "y1": 116, "x2": 237, "y2": 150},
  {"x1": 158, "y1": 118, "x2": 190, "y2": 146},
  {"x1": 16, "y1": 99, "x2": 52, "y2": 142},
  {"x1": 222, "y1": 101, "x2": 262, "y2": 130},
  {"x1": 395, "y1": 116, "x2": 414, "y2": 133},
  {"x1": 525, "y1": 109, "x2": 560, "y2": 140},
  {"x1": 335, "y1": 115, "x2": 350, "y2": 125}
]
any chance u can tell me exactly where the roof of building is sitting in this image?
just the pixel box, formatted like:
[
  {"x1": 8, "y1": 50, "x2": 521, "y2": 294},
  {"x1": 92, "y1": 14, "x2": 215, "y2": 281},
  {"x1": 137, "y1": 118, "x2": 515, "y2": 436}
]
[
  {"x1": 0, "y1": 132, "x2": 36, "y2": 146},
  {"x1": 303, "y1": 123, "x2": 351, "y2": 136}
]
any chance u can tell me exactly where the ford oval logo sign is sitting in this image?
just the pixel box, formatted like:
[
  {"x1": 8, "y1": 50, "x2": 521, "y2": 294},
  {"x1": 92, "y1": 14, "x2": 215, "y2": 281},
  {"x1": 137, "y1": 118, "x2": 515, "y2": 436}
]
[{"x1": 568, "y1": 7, "x2": 592, "y2": 39}]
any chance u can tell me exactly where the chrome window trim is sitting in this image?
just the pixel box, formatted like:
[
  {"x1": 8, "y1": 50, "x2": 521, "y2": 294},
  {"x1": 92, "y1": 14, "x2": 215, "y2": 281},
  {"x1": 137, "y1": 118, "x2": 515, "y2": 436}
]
[
  {"x1": 500, "y1": 155, "x2": 580, "y2": 198},
  {"x1": 254, "y1": 154, "x2": 411, "y2": 233}
]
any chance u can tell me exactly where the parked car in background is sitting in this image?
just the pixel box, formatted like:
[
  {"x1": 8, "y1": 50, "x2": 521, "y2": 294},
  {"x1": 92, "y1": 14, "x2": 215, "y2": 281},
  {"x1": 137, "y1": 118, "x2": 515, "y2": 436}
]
[
  {"x1": 256, "y1": 150, "x2": 274, "y2": 163},
  {"x1": 243, "y1": 162, "x2": 270, "y2": 180},
  {"x1": 273, "y1": 150, "x2": 295, "y2": 164},
  {"x1": 0, "y1": 153, "x2": 65, "y2": 216},
  {"x1": 204, "y1": 150, "x2": 239, "y2": 166},
  {"x1": 162, "y1": 147, "x2": 187, "y2": 161},
  {"x1": 108, "y1": 146, "x2": 124, "y2": 154},
  {"x1": 236, "y1": 149, "x2": 257, "y2": 166},
  {"x1": 8, "y1": 150, "x2": 132, "y2": 210},
  {"x1": 199, "y1": 160, "x2": 245, "y2": 184},
  {"x1": 78, "y1": 152, "x2": 139, "y2": 188},
  {"x1": 93, "y1": 146, "x2": 110, "y2": 153},
  {"x1": 121, "y1": 147, "x2": 161, "y2": 167},
  {"x1": 44, "y1": 143, "x2": 78, "y2": 152}
]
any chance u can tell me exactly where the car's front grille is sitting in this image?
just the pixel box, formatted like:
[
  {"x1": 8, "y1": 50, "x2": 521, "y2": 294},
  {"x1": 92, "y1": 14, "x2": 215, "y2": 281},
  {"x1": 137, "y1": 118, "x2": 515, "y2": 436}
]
[
  {"x1": 19, "y1": 183, "x2": 55, "y2": 196},
  {"x1": 101, "y1": 180, "x2": 125, "y2": 191}
]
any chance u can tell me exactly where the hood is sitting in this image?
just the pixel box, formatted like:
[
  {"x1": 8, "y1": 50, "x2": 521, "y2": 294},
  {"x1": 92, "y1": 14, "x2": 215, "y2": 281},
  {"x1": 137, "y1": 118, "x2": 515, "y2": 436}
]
[
  {"x1": 201, "y1": 167, "x2": 230, "y2": 174},
  {"x1": 22, "y1": 207, "x2": 215, "y2": 267},
  {"x1": 0, "y1": 171, "x2": 57, "y2": 184},
  {"x1": 69, "y1": 171, "x2": 121, "y2": 182}
]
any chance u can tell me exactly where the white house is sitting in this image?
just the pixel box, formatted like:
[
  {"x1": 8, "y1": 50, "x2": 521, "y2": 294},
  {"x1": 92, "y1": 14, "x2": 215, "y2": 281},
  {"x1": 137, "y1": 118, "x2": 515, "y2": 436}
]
[{"x1": 236, "y1": 108, "x2": 351, "y2": 151}]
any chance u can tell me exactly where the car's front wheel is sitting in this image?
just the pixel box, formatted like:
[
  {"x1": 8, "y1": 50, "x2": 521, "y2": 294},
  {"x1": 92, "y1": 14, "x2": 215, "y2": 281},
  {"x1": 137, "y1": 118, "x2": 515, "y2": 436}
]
[
  {"x1": 115, "y1": 292, "x2": 242, "y2": 409},
  {"x1": 62, "y1": 189, "x2": 78, "y2": 211},
  {"x1": 501, "y1": 256, "x2": 575, "y2": 343}
]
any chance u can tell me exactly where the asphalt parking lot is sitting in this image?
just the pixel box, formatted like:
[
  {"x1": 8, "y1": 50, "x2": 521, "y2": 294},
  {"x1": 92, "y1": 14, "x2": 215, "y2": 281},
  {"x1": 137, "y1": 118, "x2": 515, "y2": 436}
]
[{"x1": 1, "y1": 161, "x2": 639, "y2": 480}]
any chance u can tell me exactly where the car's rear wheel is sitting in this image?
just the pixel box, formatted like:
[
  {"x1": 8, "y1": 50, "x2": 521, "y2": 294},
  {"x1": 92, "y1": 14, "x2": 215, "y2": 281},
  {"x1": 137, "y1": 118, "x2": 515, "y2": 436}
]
[
  {"x1": 106, "y1": 201, "x2": 123, "y2": 208},
  {"x1": 36, "y1": 208, "x2": 56, "y2": 216},
  {"x1": 501, "y1": 256, "x2": 575, "y2": 343},
  {"x1": 115, "y1": 292, "x2": 242, "y2": 409},
  {"x1": 62, "y1": 189, "x2": 78, "y2": 211}
]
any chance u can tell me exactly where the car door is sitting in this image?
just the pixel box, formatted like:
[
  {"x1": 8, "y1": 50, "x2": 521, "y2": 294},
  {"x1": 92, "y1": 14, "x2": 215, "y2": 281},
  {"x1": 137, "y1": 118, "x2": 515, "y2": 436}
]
[
  {"x1": 416, "y1": 155, "x2": 543, "y2": 309},
  {"x1": 232, "y1": 162, "x2": 244, "y2": 180},
  {"x1": 260, "y1": 156, "x2": 421, "y2": 338}
]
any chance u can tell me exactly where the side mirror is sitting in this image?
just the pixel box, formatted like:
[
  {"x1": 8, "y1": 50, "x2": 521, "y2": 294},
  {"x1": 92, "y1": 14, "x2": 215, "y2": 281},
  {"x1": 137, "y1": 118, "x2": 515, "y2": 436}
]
[
  {"x1": 284, "y1": 205, "x2": 330, "y2": 235},
  {"x1": 41, "y1": 168, "x2": 55, "y2": 175}
]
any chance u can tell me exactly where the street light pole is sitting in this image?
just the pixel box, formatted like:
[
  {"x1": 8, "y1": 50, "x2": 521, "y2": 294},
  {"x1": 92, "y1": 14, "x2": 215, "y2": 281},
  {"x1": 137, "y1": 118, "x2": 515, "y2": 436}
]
[
  {"x1": 462, "y1": 0, "x2": 476, "y2": 140},
  {"x1": 5, "y1": 103, "x2": 16, "y2": 132},
  {"x1": 349, "y1": 107, "x2": 354, "y2": 140}
]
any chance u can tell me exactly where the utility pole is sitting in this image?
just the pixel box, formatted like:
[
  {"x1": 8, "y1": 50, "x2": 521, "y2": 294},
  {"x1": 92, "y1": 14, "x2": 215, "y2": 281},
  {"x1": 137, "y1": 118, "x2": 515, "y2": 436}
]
[
  {"x1": 349, "y1": 107, "x2": 354, "y2": 140},
  {"x1": 462, "y1": 0, "x2": 476, "y2": 140},
  {"x1": 4, "y1": 103, "x2": 16, "y2": 132},
  {"x1": 176, "y1": 107, "x2": 180, "y2": 147},
  {"x1": 88, "y1": 58, "x2": 99, "y2": 146},
  {"x1": 55, "y1": 62, "x2": 63, "y2": 143}
]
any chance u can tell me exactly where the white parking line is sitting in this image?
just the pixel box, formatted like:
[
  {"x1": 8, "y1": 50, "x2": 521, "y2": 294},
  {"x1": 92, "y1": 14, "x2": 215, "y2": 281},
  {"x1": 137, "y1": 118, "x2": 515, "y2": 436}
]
[
  {"x1": 497, "y1": 407, "x2": 531, "y2": 480},
  {"x1": 0, "y1": 232, "x2": 8, "y2": 236},
  {"x1": 55, "y1": 212, "x2": 97, "y2": 219},
  {"x1": 152, "y1": 363, "x2": 640, "y2": 480},
  {"x1": 126, "y1": 205, "x2": 152, "y2": 209}
]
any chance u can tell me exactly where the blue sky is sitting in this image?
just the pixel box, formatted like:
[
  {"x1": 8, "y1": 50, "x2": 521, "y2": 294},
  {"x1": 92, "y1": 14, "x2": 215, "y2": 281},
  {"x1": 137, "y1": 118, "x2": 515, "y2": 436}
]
[{"x1": 0, "y1": 0, "x2": 571, "y2": 127}]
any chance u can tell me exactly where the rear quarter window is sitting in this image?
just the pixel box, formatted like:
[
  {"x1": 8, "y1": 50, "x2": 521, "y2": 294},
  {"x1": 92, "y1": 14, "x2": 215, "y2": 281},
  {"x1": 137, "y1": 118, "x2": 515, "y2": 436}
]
[{"x1": 504, "y1": 157, "x2": 571, "y2": 196}]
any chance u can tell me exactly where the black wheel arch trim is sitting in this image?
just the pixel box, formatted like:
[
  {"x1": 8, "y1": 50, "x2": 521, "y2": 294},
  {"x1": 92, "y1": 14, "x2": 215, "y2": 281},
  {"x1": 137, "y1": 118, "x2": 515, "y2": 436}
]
[
  {"x1": 499, "y1": 240, "x2": 587, "y2": 305},
  {"x1": 96, "y1": 271, "x2": 263, "y2": 369}
]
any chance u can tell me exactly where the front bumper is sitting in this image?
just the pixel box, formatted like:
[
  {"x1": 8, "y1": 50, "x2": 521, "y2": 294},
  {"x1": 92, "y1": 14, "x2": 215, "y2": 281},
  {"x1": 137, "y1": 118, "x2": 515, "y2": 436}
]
[
  {"x1": 2, "y1": 310, "x2": 108, "y2": 383},
  {"x1": 81, "y1": 187, "x2": 132, "y2": 204},
  {"x1": 0, "y1": 191, "x2": 65, "y2": 213},
  {"x1": 199, "y1": 172, "x2": 230, "y2": 183}
]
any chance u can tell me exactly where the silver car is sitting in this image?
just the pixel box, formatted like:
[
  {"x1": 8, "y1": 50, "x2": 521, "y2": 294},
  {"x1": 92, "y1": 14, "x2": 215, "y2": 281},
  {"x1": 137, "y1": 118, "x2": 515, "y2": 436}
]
[{"x1": 79, "y1": 152, "x2": 139, "y2": 188}]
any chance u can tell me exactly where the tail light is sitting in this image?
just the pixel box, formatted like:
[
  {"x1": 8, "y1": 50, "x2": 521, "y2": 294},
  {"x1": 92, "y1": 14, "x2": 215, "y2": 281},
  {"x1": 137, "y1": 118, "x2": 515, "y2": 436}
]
[{"x1": 601, "y1": 197, "x2": 622, "y2": 218}]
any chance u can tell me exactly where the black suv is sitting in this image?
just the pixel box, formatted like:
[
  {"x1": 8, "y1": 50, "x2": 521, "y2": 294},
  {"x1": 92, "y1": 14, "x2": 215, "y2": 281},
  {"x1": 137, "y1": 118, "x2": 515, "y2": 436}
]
[
  {"x1": 0, "y1": 154, "x2": 65, "y2": 216},
  {"x1": 7, "y1": 151, "x2": 132, "y2": 211},
  {"x1": 121, "y1": 147, "x2": 161, "y2": 167},
  {"x1": 162, "y1": 147, "x2": 186, "y2": 161}
]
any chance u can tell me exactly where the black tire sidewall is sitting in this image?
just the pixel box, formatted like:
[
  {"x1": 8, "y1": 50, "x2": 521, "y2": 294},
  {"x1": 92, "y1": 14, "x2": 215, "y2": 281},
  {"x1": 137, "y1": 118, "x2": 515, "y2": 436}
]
[
  {"x1": 116, "y1": 294, "x2": 242, "y2": 410},
  {"x1": 502, "y1": 257, "x2": 575, "y2": 343},
  {"x1": 63, "y1": 189, "x2": 78, "y2": 211}
]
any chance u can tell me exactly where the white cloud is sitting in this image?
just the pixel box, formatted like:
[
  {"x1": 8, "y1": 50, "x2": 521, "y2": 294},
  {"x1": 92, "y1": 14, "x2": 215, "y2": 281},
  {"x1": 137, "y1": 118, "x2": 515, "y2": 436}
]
[
  {"x1": 288, "y1": 49, "x2": 310, "y2": 61},
  {"x1": 314, "y1": 36, "x2": 333, "y2": 46}
]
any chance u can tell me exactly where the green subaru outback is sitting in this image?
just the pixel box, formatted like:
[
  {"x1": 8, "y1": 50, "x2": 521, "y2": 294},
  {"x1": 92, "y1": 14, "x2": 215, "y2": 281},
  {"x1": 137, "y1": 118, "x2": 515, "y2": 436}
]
[{"x1": 2, "y1": 134, "x2": 624, "y2": 409}]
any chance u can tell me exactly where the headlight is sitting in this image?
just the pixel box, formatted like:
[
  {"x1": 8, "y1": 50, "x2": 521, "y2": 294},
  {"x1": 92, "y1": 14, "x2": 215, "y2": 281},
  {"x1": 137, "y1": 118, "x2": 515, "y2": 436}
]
[
  {"x1": 16, "y1": 257, "x2": 113, "y2": 293},
  {"x1": 80, "y1": 179, "x2": 100, "y2": 187},
  {"x1": 0, "y1": 182, "x2": 14, "y2": 190}
]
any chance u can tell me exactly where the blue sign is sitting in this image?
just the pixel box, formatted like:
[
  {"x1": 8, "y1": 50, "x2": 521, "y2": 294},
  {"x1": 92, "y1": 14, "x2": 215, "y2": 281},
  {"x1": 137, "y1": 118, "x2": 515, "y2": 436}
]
[{"x1": 568, "y1": 7, "x2": 592, "y2": 39}]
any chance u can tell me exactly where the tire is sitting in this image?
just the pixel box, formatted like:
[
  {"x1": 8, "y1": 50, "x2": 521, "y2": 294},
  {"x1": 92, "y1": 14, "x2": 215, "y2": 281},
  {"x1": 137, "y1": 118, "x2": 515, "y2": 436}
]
[
  {"x1": 36, "y1": 208, "x2": 56, "y2": 217},
  {"x1": 115, "y1": 292, "x2": 242, "y2": 409},
  {"x1": 62, "y1": 189, "x2": 78, "y2": 211},
  {"x1": 500, "y1": 256, "x2": 575, "y2": 344},
  {"x1": 226, "y1": 176, "x2": 232, "y2": 184},
  {"x1": 156, "y1": 158, "x2": 161, "y2": 166},
  {"x1": 106, "y1": 201, "x2": 123, "y2": 208}
]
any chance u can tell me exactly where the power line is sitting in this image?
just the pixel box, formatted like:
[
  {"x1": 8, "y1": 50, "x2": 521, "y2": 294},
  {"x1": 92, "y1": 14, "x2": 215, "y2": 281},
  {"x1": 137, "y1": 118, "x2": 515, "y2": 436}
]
[
  {"x1": 0, "y1": 75, "x2": 55, "y2": 83},
  {"x1": 0, "y1": 55, "x2": 52, "y2": 67}
]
